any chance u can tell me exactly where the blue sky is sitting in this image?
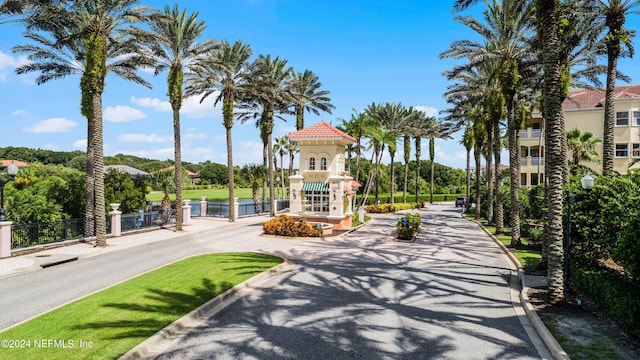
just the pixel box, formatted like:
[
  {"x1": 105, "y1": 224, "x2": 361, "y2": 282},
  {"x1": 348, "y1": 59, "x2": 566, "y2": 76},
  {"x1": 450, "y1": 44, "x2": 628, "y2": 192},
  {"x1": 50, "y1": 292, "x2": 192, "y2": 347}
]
[{"x1": 1, "y1": 0, "x2": 640, "y2": 170}]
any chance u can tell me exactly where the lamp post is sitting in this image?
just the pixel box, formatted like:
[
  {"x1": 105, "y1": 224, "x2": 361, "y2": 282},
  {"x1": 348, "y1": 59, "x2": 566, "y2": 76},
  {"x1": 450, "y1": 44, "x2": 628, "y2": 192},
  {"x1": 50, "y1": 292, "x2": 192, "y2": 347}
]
[
  {"x1": 0, "y1": 162, "x2": 19, "y2": 222},
  {"x1": 564, "y1": 173, "x2": 594, "y2": 295}
]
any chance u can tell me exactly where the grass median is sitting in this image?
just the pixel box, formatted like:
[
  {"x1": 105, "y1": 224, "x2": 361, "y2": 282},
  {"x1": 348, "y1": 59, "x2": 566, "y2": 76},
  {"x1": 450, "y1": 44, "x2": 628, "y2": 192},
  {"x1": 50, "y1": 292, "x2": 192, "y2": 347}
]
[{"x1": 0, "y1": 252, "x2": 283, "y2": 360}]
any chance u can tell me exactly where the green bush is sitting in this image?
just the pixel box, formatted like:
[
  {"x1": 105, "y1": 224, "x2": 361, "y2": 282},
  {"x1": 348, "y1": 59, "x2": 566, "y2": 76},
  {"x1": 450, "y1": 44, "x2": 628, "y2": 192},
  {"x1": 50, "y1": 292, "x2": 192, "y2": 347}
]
[
  {"x1": 571, "y1": 263, "x2": 640, "y2": 338},
  {"x1": 262, "y1": 215, "x2": 322, "y2": 237},
  {"x1": 397, "y1": 213, "x2": 421, "y2": 240}
]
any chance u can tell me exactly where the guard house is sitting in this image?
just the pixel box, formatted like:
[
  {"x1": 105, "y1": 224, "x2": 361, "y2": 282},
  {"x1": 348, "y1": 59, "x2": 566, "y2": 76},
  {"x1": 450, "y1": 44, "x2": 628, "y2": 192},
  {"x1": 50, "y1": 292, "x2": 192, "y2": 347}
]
[{"x1": 287, "y1": 121, "x2": 358, "y2": 230}]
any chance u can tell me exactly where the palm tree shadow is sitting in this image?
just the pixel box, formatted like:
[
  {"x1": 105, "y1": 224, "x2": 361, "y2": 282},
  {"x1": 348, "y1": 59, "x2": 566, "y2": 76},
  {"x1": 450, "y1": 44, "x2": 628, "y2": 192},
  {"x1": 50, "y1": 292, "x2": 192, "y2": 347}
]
[{"x1": 73, "y1": 278, "x2": 234, "y2": 340}]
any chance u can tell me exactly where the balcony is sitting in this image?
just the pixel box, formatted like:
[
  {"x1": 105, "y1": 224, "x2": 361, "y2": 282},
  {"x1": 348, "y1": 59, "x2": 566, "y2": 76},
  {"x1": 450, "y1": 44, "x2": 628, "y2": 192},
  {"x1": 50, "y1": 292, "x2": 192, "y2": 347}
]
[
  {"x1": 520, "y1": 157, "x2": 545, "y2": 167},
  {"x1": 520, "y1": 128, "x2": 544, "y2": 140}
]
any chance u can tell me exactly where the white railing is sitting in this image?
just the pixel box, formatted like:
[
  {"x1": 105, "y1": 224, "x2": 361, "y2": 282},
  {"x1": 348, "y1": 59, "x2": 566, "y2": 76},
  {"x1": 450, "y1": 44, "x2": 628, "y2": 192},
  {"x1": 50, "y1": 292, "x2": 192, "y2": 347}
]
[{"x1": 520, "y1": 128, "x2": 544, "y2": 140}]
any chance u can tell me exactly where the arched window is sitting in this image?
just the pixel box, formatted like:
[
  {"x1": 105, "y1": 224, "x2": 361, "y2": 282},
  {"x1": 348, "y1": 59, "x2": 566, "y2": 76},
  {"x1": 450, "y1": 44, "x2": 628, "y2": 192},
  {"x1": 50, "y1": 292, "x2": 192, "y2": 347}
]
[
  {"x1": 320, "y1": 157, "x2": 328, "y2": 170},
  {"x1": 309, "y1": 157, "x2": 316, "y2": 170}
]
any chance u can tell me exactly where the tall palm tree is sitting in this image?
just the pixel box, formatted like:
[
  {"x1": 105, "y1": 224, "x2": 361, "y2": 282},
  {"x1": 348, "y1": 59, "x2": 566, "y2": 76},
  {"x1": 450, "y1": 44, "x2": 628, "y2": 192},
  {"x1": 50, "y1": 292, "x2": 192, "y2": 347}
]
[
  {"x1": 339, "y1": 109, "x2": 369, "y2": 183},
  {"x1": 461, "y1": 124, "x2": 474, "y2": 209},
  {"x1": 358, "y1": 119, "x2": 394, "y2": 207},
  {"x1": 186, "y1": 39, "x2": 252, "y2": 222},
  {"x1": 286, "y1": 139, "x2": 299, "y2": 177},
  {"x1": 242, "y1": 164, "x2": 266, "y2": 214},
  {"x1": 242, "y1": 54, "x2": 292, "y2": 216},
  {"x1": 599, "y1": 0, "x2": 640, "y2": 173},
  {"x1": 400, "y1": 107, "x2": 418, "y2": 203},
  {"x1": 567, "y1": 128, "x2": 602, "y2": 166},
  {"x1": 412, "y1": 111, "x2": 436, "y2": 203},
  {"x1": 367, "y1": 102, "x2": 409, "y2": 204},
  {"x1": 286, "y1": 69, "x2": 335, "y2": 130},
  {"x1": 15, "y1": 0, "x2": 150, "y2": 246},
  {"x1": 428, "y1": 119, "x2": 454, "y2": 204},
  {"x1": 149, "y1": 170, "x2": 176, "y2": 224},
  {"x1": 134, "y1": 4, "x2": 216, "y2": 231},
  {"x1": 274, "y1": 135, "x2": 288, "y2": 200}
]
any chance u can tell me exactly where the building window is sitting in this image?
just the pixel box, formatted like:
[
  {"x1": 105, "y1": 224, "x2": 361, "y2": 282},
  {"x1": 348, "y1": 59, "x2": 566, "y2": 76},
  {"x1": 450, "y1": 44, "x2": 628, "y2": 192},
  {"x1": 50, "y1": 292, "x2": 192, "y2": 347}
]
[
  {"x1": 305, "y1": 191, "x2": 329, "y2": 212},
  {"x1": 320, "y1": 157, "x2": 327, "y2": 170},
  {"x1": 615, "y1": 143, "x2": 629, "y2": 157},
  {"x1": 616, "y1": 111, "x2": 629, "y2": 126},
  {"x1": 633, "y1": 143, "x2": 640, "y2": 158},
  {"x1": 309, "y1": 157, "x2": 316, "y2": 170},
  {"x1": 634, "y1": 111, "x2": 640, "y2": 126}
]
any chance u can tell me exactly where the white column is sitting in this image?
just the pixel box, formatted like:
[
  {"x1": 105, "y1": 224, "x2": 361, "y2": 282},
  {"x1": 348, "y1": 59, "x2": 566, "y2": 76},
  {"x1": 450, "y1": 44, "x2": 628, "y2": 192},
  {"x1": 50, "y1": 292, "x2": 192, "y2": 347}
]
[
  {"x1": 234, "y1": 198, "x2": 239, "y2": 220},
  {"x1": 200, "y1": 196, "x2": 207, "y2": 217},
  {"x1": 0, "y1": 221, "x2": 12, "y2": 258},
  {"x1": 110, "y1": 203, "x2": 122, "y2": 237},
  {"x1": 182, "y1": 200, "x2": 192, "y2": 226}
]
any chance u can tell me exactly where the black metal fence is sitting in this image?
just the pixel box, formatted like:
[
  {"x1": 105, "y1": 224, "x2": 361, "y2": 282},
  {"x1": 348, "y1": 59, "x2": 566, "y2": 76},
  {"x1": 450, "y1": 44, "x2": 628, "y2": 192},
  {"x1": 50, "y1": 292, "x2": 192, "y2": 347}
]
[
  {"x1": 11, "y1": 218, "x2": 87, "y2": 250},
  {"x1": 11, "y1": 210, "x2": 176, "y2": 251}
]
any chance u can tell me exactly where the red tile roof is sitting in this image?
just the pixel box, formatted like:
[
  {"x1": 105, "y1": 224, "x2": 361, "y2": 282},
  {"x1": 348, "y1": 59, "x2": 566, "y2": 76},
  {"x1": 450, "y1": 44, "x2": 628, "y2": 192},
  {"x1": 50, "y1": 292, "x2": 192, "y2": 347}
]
[
  {"x1": 564, "y1": 84, "x2": 640, "y2": 110},
  {"x1": 287, "y1": 121, "x2": 356, "y2": 142},
  {"x1": 1, "y1": 160, "x2": 28, "y2": 168},
  {"x1": 153, "y1": 165, "x2": 197, "y2": 177}
]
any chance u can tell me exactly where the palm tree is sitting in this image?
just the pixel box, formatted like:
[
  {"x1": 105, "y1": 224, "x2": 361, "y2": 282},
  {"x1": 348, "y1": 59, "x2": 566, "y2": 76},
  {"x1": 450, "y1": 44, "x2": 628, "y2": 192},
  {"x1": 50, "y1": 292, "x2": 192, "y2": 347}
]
[
  {"x1": 15, "y1": 0, "x2": 150, "y2": 246},
  {"x1": 400, "y1": 107, "x2": 419, "y2": 203},
  {"x1": 358, "y1": 119, "x2": 394, "y2": 207},
  {"x1": 274, "y1": 135, "x2": 288, "y2": 200},
  {"x1": 149, "y1": 170, "x2": 176, "y2": 224},
  {"x1": 461, "y1": 124, "x2": 474, "y2": 209},
  {"x1": 134, "y1": 4, "x2": 216, "y2": 231},
  {"x1": 412, "y1": 111, "x2": 436, "y2": 203},
  {"x1": 286, "y1": 69, "x2": 335, "y2": 130},
  {"x1": 428, "y1": 119, "x2": 454, "y2": 204},
  {"x1": 599, "y1": 0, "x2": 640, "y2": 174},
  {"x1": 186, "y1": 39, "x2": 252, "y2": 222},
  {"x1": 339, "y1": 109, "x2": 369, "y2": 183},
  {"x1": 367, "y1": 102, "x2": 409, "y2": 204},
  {"x1": 286, "y1": 139, "x2": 299, "y2": 177},
  {"x1": 241, "y1": 54, "x2": 292, "y2": 216},
  {"x1": 242, "y1": 163, "x2": 266, "y2": 214},
  {"x1": 567, "y1": 128, "x2": 602, "y2": 166}
]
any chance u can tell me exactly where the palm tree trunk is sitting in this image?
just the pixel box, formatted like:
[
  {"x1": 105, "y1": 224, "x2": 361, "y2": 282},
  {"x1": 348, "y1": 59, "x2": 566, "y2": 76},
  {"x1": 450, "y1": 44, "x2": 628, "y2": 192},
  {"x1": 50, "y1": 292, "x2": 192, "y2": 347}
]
[
  {"x1": 403, "y1": 135, "x2": 410, "y2": 203},
  {"x1": 603, "y1": 46, "x2": 618, "y2": 174},
  {"x1": 93, "y1": 92, "x2": 106, "y2": 246},
  {"x1": 359, "y1": 150, "x2": 378, "y2": 208},
  {"x1": 474, "y1": 143, "x2": 482, "y2": 220},
  {"x1": 252, "y1": 180, "x2": 260, "y2": 214},
  {"x1": 355, "y1": 136, "x2": 362, "y2": 183},
  {"x1": 508, "y1": 98, "x2": 521, "y2": 245},
  {"x1": 226, "y1": 125, "x2": 235, "y2": 222},
  {"x1": 84, "y1": 115, "x2": 95, "y2": 238},
  {"x1": 389, "y1": 150, "x2": 396, "y2": 204},
  {"x1": 494, "y1": 119, "x2": 503, "y2": 234},
  {"x1": 429, "y1": 138, "x2": 435, "y2": 204},
  {"x1": 486, "y1": 127, "x2": 494, "y2": 225},
  {"x1": 538, "y1": 0, "x2": 565, "y2": 305},
  {"x1": 465, "y1": 148, "x2": 471, "y2": 211},
  {"x1": 415, "y1": 136, "x2": 421, "y2": 203},
  {"x1": 173, "y1": 108, "x2": 183, "y2": 231},
  {"x1": 280, "y1": 152, "x2": 285, "y2": 201}
]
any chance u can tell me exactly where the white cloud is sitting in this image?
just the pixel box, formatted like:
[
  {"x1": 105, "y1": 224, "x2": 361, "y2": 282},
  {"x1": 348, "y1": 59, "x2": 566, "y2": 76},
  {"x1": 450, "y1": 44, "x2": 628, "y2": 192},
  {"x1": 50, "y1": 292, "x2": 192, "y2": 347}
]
[
  {"x1": 117, "y1": 133, "x2": 172, "y2": 143},
  {"x1": 130, "y1": 96, "x2": 172, "y2": 112},
  {"x1": 183, "y1": 147, "x2": 218, "y2": 163},
  {"x1": 24, "y1": 118, "x2": 78, "y2": 133},
  {"x1": 0, "y1": 50, "x2": 29, "y2": 82},
  {"x1": 414, "y1": 105, "x2": 439, "y2": 118},
  {"x1": 185, "y1": 132, "x2": 208, "y2": 139},
  {"x1": 104, "y1": 105, "x2": 147, "y2": 123},
  {"x1": 73, "y1": 139, "x2": 87, "y2": 148},
  {"x1": 235, "y1": 141, "x2": 266, "y2": 165},
  {"x1": 12, "y1": 109, "x2": 29, "y2": 117}
]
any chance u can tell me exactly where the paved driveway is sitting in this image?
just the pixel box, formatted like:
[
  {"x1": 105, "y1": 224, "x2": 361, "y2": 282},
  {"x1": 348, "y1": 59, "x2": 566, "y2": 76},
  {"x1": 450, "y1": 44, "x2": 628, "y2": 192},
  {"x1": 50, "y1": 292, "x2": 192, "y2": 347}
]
[{"x1": 157, "y1": 204, "x2": 545, "y2": 359}]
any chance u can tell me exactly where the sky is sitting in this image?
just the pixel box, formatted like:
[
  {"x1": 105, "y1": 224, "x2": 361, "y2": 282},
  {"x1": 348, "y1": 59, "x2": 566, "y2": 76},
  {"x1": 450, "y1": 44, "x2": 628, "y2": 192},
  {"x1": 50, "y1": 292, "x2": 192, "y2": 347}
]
[{"x1": 1, "y1": 0, "x2": 640, "y2": 171}]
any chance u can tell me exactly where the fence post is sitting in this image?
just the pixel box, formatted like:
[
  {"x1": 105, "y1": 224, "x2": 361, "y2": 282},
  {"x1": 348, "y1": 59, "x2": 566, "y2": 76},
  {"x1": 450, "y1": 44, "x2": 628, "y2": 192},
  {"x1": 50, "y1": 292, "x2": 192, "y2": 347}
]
[
  {"x1": 0, "y1": 221, "x2": 12, "y2": 258},
  {"x1": 200, "y1": 196, "x2": 207, "y2": 217},
  {"x1": 110, "y1": 204, "x2": 122, "y2": 237},
  {"x1": 182, "y1": 200, "x2": 192, "y2": 226}
]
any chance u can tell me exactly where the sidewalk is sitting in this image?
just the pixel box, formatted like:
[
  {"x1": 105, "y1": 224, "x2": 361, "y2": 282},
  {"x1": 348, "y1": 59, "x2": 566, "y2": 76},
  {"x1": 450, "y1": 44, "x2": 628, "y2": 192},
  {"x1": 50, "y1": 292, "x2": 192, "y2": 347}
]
[{"x1": 0, "y1": 217, "x2": 258, "y2": 278}]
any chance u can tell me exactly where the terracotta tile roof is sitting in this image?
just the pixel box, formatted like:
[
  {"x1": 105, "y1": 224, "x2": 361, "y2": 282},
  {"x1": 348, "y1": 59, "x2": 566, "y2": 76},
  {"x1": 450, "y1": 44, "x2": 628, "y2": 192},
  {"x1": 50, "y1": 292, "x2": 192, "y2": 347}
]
[
  {"x1": 1, "y1": 160, "x2": 28, "y2": 168},
  {"x1": 287, "y1": 121, "x2": 356, "y2": 142},
  {"x1": 153, "y1": 165, "x2": 197, "y2": 177},
  {"x1": 564, "y1": 84, "x2": 640, "y2": 110}
]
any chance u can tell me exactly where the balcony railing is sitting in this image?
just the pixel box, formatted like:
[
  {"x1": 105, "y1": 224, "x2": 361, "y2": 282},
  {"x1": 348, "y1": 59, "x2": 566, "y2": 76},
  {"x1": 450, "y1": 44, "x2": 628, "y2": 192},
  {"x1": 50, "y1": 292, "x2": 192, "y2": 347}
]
[
  {"x1": 520, "y1": 128, "x2": 544, "y2": 140},
  {"x1": 520, "y1": 157, "x2": 545, "y2": 167}
]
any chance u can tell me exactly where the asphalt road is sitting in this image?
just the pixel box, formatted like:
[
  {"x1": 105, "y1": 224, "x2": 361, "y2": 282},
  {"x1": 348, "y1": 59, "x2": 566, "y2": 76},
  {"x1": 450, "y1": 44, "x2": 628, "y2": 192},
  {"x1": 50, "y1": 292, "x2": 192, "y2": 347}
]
[
  {"x1": 157, "y1": 205, "x2": 545, "y2": 359},
  {"x1": 0, "y1": 204, "x2": 547, "y2": 359}
]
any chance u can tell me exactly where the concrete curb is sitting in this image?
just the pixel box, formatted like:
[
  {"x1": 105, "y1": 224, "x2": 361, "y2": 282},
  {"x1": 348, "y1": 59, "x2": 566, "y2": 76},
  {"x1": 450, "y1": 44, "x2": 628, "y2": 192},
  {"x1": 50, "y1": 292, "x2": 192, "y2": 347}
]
[
  {"x1": 465, "y1": 214, "x2": 570, "y2": 360},
  {"x1": 119, "y1": 259, "x2": 295, "y2": 360}
]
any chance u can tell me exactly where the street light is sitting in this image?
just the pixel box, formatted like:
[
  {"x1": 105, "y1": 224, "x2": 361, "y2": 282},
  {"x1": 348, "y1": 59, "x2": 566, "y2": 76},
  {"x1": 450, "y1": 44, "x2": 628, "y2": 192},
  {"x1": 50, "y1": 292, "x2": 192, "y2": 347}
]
[
  {"x1": 564, "y1": 173, "x2": 595, "y2": 297},
  {"x1": 0, "y1": 162, "x2": 19, "y2": 222}
]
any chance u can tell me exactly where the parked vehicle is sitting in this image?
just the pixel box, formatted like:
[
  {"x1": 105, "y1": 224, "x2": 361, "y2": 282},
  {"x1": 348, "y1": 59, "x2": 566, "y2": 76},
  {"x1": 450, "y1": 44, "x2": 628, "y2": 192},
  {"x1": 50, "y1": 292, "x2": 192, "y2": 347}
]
[{"x1": 455, "y1": 196, "x2": 466, "y2": 207}]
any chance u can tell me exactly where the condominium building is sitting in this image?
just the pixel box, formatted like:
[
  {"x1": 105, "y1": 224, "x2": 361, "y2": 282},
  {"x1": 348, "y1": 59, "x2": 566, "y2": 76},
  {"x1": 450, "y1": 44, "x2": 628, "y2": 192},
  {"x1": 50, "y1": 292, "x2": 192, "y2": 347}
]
[{"x1": 521, "y1": 84, "x2": 640, "y2": 187}]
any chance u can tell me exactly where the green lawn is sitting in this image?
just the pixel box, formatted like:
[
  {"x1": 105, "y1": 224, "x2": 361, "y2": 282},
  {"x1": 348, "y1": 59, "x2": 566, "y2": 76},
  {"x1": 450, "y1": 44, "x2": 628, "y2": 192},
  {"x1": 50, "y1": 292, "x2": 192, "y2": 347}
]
[
  {"x1": 146, "y1": 188, "x2": 254, "y2": 202},
  {"x1": 0, "y1": 253, "x2": 283, "y2": 360}
]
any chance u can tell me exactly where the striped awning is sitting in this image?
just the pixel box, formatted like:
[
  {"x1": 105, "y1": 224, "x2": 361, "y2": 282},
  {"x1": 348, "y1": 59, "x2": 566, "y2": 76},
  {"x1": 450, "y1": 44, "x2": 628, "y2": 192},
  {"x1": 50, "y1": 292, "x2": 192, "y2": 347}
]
[{"x1": 302, "y1": 182, "x2": 329, "y2": 192}]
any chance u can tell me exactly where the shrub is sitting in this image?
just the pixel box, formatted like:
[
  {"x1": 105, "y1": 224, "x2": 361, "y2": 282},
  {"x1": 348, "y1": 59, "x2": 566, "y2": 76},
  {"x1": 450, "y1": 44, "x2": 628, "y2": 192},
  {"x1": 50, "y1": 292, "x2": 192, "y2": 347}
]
[
  {"x1": 263, "y1": 215, "x2": 322, "y2": 237},
  {"x1": 365, "y1": 204, "x2": 396, "y2": 213},
  {"x1": 397, "y1": 213, "x2": 421, "y2": 240}
]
